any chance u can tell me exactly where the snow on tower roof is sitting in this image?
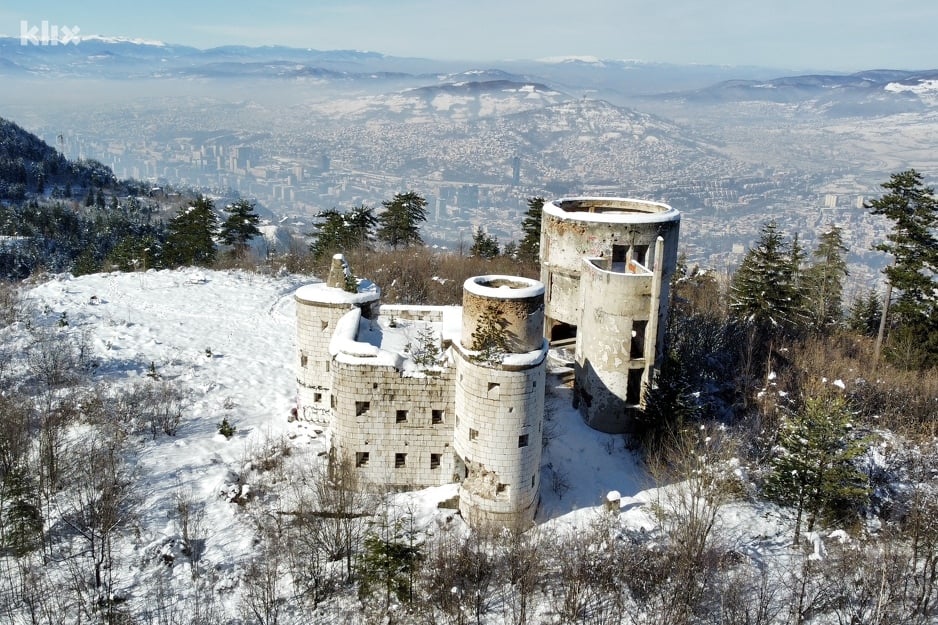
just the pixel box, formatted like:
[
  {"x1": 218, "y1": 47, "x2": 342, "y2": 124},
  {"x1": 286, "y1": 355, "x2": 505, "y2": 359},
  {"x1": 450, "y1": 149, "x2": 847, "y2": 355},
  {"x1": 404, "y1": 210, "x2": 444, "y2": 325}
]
[
  {"x1": 463, "y1": 275, "x2": 544, "y2": 300},
  {"x1": 294, "y1": 278, "x2": 381, "y2": 305}
]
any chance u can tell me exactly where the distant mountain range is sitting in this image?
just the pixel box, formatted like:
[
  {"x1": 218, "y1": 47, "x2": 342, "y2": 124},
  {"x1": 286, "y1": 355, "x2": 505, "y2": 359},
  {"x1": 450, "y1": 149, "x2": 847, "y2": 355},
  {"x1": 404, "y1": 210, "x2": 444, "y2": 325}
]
[
  {"x1": 2, "y1": 35, "x2": 937, "y2": 116},
  {"x1": 0, "y1": 35, "x2": 788, "y2": 93},
  {"x1": 661, "y1": 69, "x2": 938, "y2": 115}
]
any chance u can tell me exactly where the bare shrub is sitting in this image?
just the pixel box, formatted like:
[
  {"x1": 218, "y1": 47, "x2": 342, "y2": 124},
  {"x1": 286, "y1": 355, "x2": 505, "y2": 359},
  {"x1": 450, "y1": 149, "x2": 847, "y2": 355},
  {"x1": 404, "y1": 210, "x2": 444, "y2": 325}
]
[
  {"x1": 241, "y1": 518, "x2": 285, "y2": 625},
  {"x1": 496, "y1": 527, "x2": 546, "y2": 625},
  {"x1": 546, "y1": 514, "x2": 625, "y2": 624},
  {"x1": 285, "y1": 456, "x2": 370, "y2": 600},
  {"x1": 26, "y1": 326, "x2": 92, "y2": 392},
  {"x1": 82, "y1": 381, "x2": 186, "y2": 439},
  {"x1": 0, "y1": 281, "x2": 20, "y2": 327},
  {"x1": 171, "y1": 488, "x2": 207, "y2": 577}
]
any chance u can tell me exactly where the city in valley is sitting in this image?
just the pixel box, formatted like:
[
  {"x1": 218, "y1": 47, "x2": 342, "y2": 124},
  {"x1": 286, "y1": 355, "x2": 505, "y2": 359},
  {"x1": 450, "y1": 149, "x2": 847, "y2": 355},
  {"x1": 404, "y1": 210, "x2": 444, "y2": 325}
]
[{"x1": 3, "y1": 39, "x2": 937, "y2": 297}]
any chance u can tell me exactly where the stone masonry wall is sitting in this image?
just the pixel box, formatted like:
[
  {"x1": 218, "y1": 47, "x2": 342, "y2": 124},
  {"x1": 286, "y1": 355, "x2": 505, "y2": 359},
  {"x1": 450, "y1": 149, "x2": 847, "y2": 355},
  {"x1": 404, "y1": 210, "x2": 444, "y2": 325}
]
[
  {"x1": 331, "y1": 361, "x2": 457, "y2": 489},
  {"x1": 295, "y1": 298, "x2": 357, "y2": 424},
  {"x1": 453, "y1": 348, "x2": 545, "y2": 527}
]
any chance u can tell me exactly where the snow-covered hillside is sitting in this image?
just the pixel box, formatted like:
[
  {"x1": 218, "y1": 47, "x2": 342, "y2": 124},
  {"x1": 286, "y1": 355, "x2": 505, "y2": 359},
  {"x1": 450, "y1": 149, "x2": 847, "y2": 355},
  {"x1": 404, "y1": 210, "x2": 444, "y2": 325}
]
[{"x1": 1, "y1": 268, "x2": 861, "y2": 624}]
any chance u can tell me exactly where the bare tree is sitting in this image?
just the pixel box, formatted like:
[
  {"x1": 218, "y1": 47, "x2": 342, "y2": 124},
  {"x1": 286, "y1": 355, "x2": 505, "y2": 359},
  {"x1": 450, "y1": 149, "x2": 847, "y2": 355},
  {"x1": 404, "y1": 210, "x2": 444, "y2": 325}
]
[
  {"x1": 497, "y1": 527, "x2": 546, "y2": 625},
  {"x1": 57, "y1": 421, "x2": 137, "y2": 621}
]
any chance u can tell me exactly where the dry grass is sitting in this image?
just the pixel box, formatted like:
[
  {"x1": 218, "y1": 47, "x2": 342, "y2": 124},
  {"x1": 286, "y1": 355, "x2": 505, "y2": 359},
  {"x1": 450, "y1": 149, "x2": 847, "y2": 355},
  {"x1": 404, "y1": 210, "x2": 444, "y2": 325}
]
[{"x1": 788, "y1": 332, "x2": 938, "y2": 439}]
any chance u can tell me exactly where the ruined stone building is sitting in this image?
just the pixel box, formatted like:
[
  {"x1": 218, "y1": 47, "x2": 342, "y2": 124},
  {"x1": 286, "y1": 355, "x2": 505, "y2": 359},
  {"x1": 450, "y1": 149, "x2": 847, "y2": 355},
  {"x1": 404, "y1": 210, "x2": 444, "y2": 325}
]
[{"x1": 294, "y1": 197, "x2": 679, "y2": 526}]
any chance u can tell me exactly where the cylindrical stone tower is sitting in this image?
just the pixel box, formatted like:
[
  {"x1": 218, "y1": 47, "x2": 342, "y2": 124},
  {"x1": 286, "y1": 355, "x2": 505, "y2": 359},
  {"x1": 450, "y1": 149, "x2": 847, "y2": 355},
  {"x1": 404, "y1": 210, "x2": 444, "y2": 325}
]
[
  {"x1": 539, "y1": 196, "x2": 680, "y2": 345},
  {"x1": 574, "y1": 237, "x2": 665, "y2": 433},
  {"x1": 294, "y1": 255, "x2": 380, "y2": 423},
  {"x1": 453, "y1": 276, "x2": 547, "y2": 528},
  {"x1": 538, "y1": 197, "x2": 680, "y2": 434}
]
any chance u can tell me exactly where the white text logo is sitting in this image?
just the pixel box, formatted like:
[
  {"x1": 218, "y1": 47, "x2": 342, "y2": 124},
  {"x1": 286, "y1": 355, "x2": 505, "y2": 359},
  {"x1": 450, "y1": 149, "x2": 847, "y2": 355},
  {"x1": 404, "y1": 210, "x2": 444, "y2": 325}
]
[{"x1": 20, "y1": 20, "x2": 81, "y2": 46}]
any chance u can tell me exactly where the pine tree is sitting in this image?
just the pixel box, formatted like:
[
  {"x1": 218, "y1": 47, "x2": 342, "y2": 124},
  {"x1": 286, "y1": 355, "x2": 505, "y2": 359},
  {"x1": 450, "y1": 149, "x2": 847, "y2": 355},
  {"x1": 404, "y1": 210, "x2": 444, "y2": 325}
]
[
  {"x1": 162, "y1": 196, "x2": 218, "y2": 268},
  {"x1": 310, "y1": 204, "x2": 376, "y2": 260},
  {"x1": 410, "y1": 326, "x2": 441, "y2": 369},
  {"x1": 470, "y1": 304, "x2": 509, "y2": 365},
  {"x1": 847, "y1": 289, "x2": 883, "y2": 337},
  {"x1": 376, "y1": 191, "x2": 427, "y2": 249},
  {"x1": 803, "y1": 226, "x2": 849, "y2": 332},
  {"x1": 764, "y1": 394, "x2": 869, "y2": 544},
  {"x1": 2, "y1": 464, "x2": 43, "y2": 555},
  {"x1": 866, "y1": 169, "x2": 938, "y2": 367},
  {"x1": 518, "y1": 196, "x2": 544, "y2": 261},
  {"x1": 219, "y1": 199, "x2": 261, "y2": 258},
  {"x1": 470, "y1": 226, "x2": 499, "y2": 259},
  {"x1": 309, "y1": 209, "x2": 346, "y2": 261},
  {"x1": 730, "y1": 220, "x2": 805, "y2": 333},
  {"x1": 346, "y1": 203, "x2": 377, "y2": 250}
]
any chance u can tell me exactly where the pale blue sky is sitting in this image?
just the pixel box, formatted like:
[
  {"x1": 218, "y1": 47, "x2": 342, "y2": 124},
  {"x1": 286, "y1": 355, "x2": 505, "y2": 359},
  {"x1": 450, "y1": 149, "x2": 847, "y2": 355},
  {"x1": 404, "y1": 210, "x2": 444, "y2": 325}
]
[{"x1": 0, "y1": 0, "x2": 934, "y2": 71}]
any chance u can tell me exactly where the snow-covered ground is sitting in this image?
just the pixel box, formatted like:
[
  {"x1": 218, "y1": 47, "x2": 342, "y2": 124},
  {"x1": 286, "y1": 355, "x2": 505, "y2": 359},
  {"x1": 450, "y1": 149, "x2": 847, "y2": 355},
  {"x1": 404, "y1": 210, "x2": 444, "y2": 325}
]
[{"x1": 4, "y1": 267, "x2": 811, "y2": 622}]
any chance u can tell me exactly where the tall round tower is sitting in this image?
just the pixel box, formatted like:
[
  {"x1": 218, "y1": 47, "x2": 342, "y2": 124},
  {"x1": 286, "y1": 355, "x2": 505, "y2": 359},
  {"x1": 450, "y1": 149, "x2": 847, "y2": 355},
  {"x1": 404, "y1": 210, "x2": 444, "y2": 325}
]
[
  {"x1": 539, "y1": 197, "x2": 680, "y2": 345},
  {"x1": 452, "y1": 276, "x2": 547, "y2": 528},
  {"x1": 538, "y1": 197, "x2": 680, "y2": 434},
  {"x1": 294, "y1": 255, "x2": 380, "y2": 423}
]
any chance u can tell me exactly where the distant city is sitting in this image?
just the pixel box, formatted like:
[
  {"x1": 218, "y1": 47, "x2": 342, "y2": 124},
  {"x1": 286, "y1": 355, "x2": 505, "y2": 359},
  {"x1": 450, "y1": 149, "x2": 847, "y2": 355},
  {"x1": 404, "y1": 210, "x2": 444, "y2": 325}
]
[{"x1": 3, "y1": 39, "x2": 936, "y2": 299}]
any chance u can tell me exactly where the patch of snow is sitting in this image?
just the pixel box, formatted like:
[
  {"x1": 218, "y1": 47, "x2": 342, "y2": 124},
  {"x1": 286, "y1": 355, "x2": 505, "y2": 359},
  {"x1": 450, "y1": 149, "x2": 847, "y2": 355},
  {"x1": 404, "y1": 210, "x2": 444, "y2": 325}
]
[{"x1": 463, "y1": 275, "x2": 544, "y2": 300}]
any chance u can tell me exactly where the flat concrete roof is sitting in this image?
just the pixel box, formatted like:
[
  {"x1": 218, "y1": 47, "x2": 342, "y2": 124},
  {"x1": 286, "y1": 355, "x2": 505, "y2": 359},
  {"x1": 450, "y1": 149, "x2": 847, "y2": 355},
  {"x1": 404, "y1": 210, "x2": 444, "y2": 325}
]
[{"x1": 544, "y1": 196, "x2": 680, "y2": 224}]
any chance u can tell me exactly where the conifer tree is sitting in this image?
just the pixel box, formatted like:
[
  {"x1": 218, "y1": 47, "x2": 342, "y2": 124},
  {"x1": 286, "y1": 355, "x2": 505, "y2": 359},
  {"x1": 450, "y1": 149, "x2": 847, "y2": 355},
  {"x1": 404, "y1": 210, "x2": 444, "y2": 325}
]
[
  {"x1": 162, "y1": 196, "x2": 218, "y2": 268},
  {"x1": 847, "y1": 289, "x2": 883, "y2": 337},
  {"x1": 219, "y1": 199, "x2": 261, "y2": 258},
  {"x1": 764, "y1": 394, "x2": 869, "y2": 544},
  {"x1": 803, "y1": 226, "x2": 849, "y2": 332},
  {"x1": 501, "y1": 240, "x2": 518, "y2": 258},
  {"x1": 469, "y1": 226, "x2": 499, "y2": 259},
  {"x1": 376, "y1": 191, "x2": 426, "y2": 249},
  {"x1": 309, "y1": 209, "x2": 347, "y2": 261},
  {"x1": 2, "y1": 464, "x2": 43, "y2": 555},
  {"x1": 309, "y1": 204, "x2": 376, "y2": 261},
  {"x1": 729, "y1": 220, "x2": 805, "y2": 334},
  {"x1": 470, "y1": 304, "x2": 509, "y2": 365},
  {"x1": 866, "y1": 169, "x2": 938, "y2": 367},
  {"x1": 518, "y1": 196, "x2": 544, "y2": 261}
]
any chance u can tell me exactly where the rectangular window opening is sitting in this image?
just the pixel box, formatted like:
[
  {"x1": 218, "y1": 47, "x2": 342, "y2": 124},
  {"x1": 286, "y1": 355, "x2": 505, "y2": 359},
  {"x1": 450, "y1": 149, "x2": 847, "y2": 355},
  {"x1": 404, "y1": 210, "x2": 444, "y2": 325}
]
[
  {"x1": 396, "y1": 409, "x2": 408, "y2": 423},
  {"x1": 395, "y1": 453, "x2": 406, "y2": 468},
  {"x1": 300, "y1": 353, "x2": 308, "y2": 367},
  {"x1": 313, "y1": 392, "x2": 322, "y2": 403},
  {"x1": 355, "y1": 401, "x2": 370, "y2": 416},
  {"x1": 630, "y1": 320, "x2": 647, "y2": 360},
  {"x1": 430, "y1": 453, "x2": 441, "y2": 469},
  {"x1": 469, "y1": 428, "x2": 479, "y2": 441},
  {"x1": 518, "y1": 434, "x2": 529, "y2": 448},
  {"x1": 355, "y1": 452, "x2": 369, "y2": 467},
  {"x1": 432, "y1": 409, "x2": 444, "y2": 424},
  {"x1": 633, "y1": 244, "x2": 649, "y2": 267},
  {"x1": 496, "y1": 483, "x2": 507, "y2": 495},
  {"x1": 627, "y1": 368, "x2": 644, "y2": 405}
]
